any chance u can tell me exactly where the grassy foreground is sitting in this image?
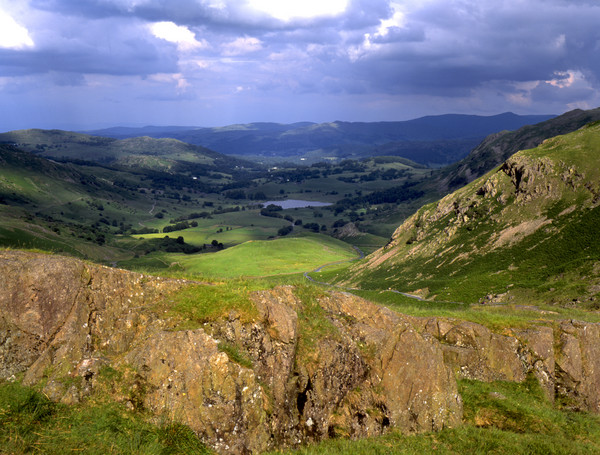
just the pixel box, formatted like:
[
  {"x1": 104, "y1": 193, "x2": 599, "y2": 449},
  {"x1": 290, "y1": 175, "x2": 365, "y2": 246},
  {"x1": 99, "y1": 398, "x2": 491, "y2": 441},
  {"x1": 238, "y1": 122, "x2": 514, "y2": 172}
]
[
  {"x1": 3, "y1": 375, "x2": 600, "y2": 455},
  {"x1": 0, "y1": 381, "x2": 209, "y2": 454}
]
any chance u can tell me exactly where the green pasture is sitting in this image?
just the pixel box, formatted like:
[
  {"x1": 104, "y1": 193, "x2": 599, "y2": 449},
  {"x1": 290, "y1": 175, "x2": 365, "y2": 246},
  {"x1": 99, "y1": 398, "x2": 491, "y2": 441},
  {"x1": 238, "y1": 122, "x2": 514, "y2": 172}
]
[
  {"x1": 136, "y1": 209, "x2": 291, "y2": 245},
  {"x1": 135, "y1": 234, "x2": 359, "y2": 278}
]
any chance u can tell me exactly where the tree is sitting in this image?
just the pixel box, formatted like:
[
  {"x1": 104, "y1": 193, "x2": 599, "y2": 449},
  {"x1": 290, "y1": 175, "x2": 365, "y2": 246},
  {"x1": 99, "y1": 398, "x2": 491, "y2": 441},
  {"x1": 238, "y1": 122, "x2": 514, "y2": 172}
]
[{"x1": 278, "y1": 225, "x2": 293, "y2": 236}]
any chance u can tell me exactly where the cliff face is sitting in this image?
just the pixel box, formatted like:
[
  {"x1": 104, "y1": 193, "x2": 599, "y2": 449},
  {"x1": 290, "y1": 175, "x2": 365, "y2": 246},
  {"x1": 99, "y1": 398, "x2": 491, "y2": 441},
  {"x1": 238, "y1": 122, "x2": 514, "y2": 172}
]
[{"x1": 2, "y1": 250, "x2": 600, "y2": 453}]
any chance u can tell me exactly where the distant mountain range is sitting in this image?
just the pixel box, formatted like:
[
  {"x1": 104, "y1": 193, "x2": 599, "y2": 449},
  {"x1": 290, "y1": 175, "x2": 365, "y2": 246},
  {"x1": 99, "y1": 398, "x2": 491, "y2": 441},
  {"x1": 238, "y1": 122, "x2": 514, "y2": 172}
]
[{"x1": 85, "y1": 112, "x2": 555, "y2": 165}]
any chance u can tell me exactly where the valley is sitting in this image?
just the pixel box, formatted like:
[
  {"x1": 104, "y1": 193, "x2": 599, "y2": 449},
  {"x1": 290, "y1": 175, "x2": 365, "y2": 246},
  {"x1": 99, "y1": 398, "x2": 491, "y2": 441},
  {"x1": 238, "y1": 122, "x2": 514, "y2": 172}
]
[{"x1": 2, "y1": 109, "x2": 600, "y2": 455}]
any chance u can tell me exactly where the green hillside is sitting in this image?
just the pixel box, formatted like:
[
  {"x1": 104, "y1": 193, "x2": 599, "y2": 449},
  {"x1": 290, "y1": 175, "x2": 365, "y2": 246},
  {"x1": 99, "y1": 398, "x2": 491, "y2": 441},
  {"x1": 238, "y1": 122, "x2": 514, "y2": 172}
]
[
  {"x1": 339, "y1": 121, "x2": 600, "y2": 306},
  {"x1": 0, "y1": 143, "x2": 389, "y2": 273}
]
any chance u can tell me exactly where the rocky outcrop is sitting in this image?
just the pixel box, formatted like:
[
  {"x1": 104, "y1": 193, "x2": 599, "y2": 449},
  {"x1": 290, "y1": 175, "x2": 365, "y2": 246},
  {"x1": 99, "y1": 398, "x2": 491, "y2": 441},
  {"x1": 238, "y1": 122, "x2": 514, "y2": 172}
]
[
  {"x1": 411, "y1": 316, "x2": 600, "y2": 411},
  {"x1": 2, "y1": 250, "x2": 600, "y2": 453},
  {"x1": 555, "y1": 320, "x2": 600, "y2": 413},
  {"x1": 0, "y1": 250, "x2": 461, "y2": 454}
]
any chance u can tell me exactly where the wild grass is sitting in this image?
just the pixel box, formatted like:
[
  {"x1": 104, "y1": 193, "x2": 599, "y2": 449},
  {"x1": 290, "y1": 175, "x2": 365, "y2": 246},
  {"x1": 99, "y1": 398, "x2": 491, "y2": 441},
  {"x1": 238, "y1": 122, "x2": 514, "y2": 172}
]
[
  {"x1": 217, "y1": 341, "x2": 254, "y2": 369},
  {"x1": 161, "y1": 281, "x2": 260, "y2": 328},
  {"x1": 0, "y1": 381, "x2": 211, "y2": 455},
  {"x1": 348, "y1": 289, "x2": 600, "y2": 330},
  {"x1": 294, "y1": 284, "x2": 340, "y2": 358}
]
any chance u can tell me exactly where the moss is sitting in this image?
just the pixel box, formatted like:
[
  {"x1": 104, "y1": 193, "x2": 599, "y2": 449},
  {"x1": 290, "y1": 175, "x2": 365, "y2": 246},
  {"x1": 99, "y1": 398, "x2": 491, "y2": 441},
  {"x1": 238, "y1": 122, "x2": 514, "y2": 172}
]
[
  {"x1": 295, "y1": 285, "x2": 340, "y2": 360},
  {"x1": 217, "y1": 341, "x2": 253, "y2": 369}
]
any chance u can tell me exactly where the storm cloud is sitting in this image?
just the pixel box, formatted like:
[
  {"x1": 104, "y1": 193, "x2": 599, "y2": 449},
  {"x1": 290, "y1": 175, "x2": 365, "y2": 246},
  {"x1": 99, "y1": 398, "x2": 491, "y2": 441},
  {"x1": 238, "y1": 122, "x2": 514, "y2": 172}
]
[{"x1": 1, "y1": 0, "x2": 599, "y2": 130}]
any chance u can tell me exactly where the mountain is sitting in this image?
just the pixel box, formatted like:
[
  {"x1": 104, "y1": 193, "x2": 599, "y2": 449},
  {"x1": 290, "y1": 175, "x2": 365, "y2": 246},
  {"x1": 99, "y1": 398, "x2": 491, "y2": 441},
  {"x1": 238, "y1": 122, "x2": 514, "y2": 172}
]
[
  {"x1": 86, "y1": 113, "x2": 555, "y2": 165},
  {"x1": 436, "y1": 107, "x2": 600, "y2": 191},
  {"x1": 340, "y1": 120, "x2": 600, "y2": 305}
]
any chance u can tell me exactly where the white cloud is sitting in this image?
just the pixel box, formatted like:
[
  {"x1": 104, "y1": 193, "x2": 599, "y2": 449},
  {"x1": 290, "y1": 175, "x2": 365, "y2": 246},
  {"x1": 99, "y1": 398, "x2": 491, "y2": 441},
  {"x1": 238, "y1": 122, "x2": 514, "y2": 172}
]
[
  {"x1": 149, "y1": 21, "x2": 205, "y2": 51},
  {"x1": 376, "y1": 4, "x2": 405, "y2": 37},
  {"x1": 247, "y1": 0, "x2": 348, "y2": 21},
  {"x1": 222, "y1": 36, "x2": 262, "y2": 56},
  {"x1": 0, "y1": 9, "x2": 34, "y2": 49}
]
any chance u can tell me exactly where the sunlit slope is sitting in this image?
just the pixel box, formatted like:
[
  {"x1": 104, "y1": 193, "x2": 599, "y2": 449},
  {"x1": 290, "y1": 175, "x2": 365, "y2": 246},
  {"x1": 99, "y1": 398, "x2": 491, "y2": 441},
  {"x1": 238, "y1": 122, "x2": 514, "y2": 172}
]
[
  {"x1": 162, "y1": 235, "x2": 358, "y2": 278},
  {"x1": 341, "y1": 122, "x2": 600, "y2": 305}
]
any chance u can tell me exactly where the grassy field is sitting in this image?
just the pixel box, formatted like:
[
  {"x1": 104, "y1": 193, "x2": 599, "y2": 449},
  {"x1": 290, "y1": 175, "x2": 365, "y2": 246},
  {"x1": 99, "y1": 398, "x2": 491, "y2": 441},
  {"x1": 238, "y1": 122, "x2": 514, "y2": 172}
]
[{"x1": 124, "y1": 234, "x2": 359, "y2": 278}]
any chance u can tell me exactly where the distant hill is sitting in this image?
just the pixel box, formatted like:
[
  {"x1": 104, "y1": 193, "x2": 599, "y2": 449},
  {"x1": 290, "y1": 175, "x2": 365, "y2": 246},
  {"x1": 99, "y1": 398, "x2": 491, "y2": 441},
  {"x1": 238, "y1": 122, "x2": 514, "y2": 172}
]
[
  {"x1": 85, "y1": 113, "x2": 555, "y2": 165},
  {"x1": 340, "y1": 120, "x2": 600, "y2": 305},
  {"x1": 0, "y1": 143, "x2": 147, "y2": 259},
  {"x1": 0, "y1": 129, "x2": 250, "y2": 173}
]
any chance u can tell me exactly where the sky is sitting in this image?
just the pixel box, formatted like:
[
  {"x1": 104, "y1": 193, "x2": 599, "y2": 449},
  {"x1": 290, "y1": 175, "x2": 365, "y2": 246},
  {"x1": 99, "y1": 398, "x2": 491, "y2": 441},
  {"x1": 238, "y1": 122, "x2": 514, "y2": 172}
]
[{"x1": 1, "y1": 0, "x2": 599, "y2": 130}]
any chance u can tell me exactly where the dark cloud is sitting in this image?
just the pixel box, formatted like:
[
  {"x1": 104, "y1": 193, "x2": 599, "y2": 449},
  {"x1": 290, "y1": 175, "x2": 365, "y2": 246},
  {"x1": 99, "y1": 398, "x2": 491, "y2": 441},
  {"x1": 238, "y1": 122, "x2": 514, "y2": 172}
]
[
  {"x1": 1, "y1": 0, "x2": 599, "y2": 129},
  {"x1": 0, "y1": 42, "x2": 178, "y2": 77},
  {"x1": 30, "y1": 0, "x2": 129, "y2": 19},
  {"x1": 531, "y1": 79, "x2": 596, "y2": 103},
  {"x1": 371, "y1": 26, "x2": 425, "y2": 44},
  {"x1": 0, "y1": 12, "x2": 178, "y2": 77},
  {"x1": 338, "y1": 0, "x2": 600, "y2": 97}
]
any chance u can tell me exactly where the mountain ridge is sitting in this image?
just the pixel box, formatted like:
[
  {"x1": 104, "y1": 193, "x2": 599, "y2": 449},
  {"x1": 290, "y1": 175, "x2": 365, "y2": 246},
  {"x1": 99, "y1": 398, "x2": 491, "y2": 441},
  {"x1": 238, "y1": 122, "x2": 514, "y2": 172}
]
[
  {"x1": 435, "y1": 107, "x2": 600, "y2": 191},
  {"x1": 340, "y1": 121, "x2": 600, "y2": 305}
]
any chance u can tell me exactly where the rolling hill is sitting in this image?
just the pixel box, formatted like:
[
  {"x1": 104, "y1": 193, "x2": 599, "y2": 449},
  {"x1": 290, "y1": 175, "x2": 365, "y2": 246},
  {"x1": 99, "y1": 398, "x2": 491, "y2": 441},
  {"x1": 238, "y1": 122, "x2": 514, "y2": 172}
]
[{"x1": 0, "y1": 128, "x2": 248, "y2": 173}]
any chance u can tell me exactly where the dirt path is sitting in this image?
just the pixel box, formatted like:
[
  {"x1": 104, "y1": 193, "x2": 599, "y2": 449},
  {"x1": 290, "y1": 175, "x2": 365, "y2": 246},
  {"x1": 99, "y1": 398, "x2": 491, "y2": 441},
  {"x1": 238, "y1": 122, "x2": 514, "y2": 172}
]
[{"x1": 303, "y1": 245, "x2": 364, "y2": 287}]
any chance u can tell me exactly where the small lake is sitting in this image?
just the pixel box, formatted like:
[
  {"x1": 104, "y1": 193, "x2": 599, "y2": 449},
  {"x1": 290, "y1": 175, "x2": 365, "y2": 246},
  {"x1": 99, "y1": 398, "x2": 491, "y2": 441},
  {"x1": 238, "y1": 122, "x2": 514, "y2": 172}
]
[{"x1": 261, "y1": 199, "x2": 332, "y2": 209}]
